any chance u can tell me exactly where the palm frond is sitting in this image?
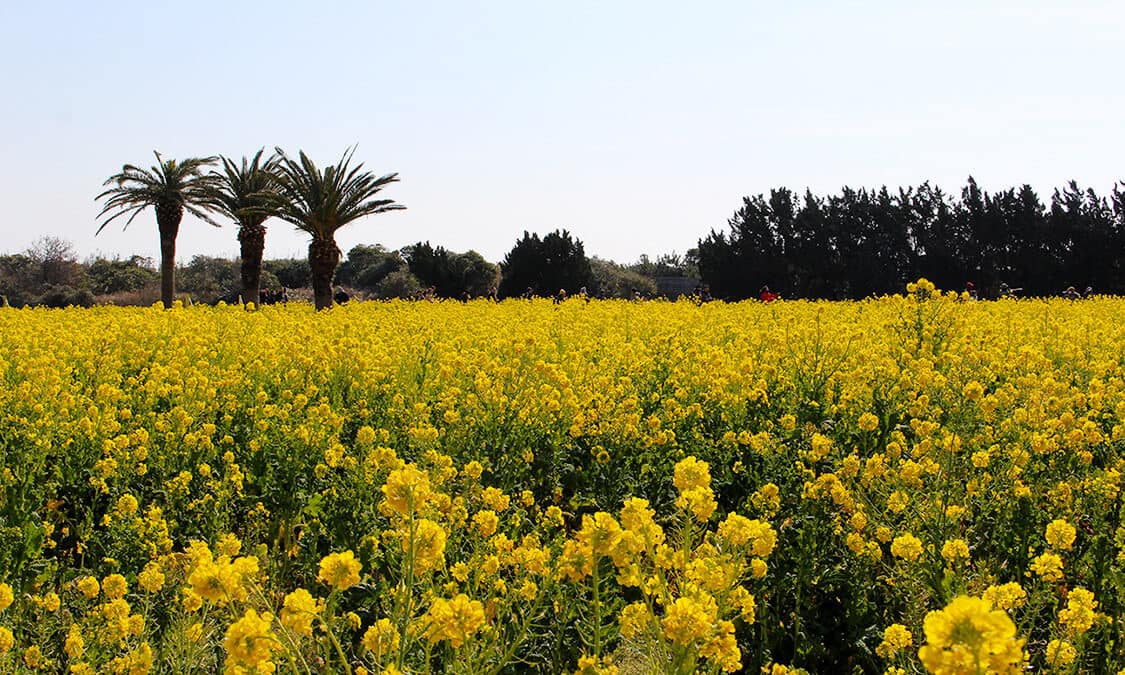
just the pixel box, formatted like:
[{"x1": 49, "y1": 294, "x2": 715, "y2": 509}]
[
  {"x1": 95, "y1": 152, "x2": 222, "y2": 233},
  {"x1": 267, "y1": 147, "x2": 405, "y2": 240}
]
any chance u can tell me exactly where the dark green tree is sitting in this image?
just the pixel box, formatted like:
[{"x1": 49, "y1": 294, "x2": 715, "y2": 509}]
[
  {"x1": 498, "y1": 230, "x2": 592, "y2": 298},
  {"x1": 335, "y1": 244, "x2": 407, "y2": 293}
]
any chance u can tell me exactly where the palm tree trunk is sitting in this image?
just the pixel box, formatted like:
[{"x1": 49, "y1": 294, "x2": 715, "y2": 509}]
[
  {"x1": 239, "y1": 222, "x2": 266, "y2": 307},
  {"x1": 309, "y1": 238, "x2": 341, "y2": 310},
  {"x1": 157, "y1": 217, "x2": 180, "y2": 309}
]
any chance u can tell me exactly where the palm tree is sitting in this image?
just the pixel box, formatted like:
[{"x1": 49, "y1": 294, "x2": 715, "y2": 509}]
[
  {"x1": 211, "y1": 149, "x2": 277, "y2": 306},
  {"x1": 96, "y1": 152, "x2": 223, "y2": 308},
  {"x1": 268, "y1": 148, "x2": 405, "y2": 309}
]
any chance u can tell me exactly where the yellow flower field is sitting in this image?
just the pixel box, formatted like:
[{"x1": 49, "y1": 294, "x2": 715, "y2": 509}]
[{"x1": 0, "y1": 282, "x2": 1124, "y2": 673}]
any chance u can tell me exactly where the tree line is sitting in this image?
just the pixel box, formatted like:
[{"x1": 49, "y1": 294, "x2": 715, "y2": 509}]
[
  {"x1": 5, "y1": 155, "x2": 1124, "y2": 308},
  {"x1": 0, "y1": 235, "x2": 695, "y2": 307},
  {"x1": 699, "y1": 178, "x2": 1125, "y2": 300}
]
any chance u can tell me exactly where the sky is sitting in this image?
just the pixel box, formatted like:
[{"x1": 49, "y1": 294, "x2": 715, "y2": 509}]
[{"x1": 1, "y1": 1, "x2": 1123, "y2": 266}]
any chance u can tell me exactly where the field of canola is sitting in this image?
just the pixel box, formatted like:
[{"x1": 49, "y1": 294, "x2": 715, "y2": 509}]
[{"x1": 0, "y1": 281, "x2": 1124, "y2": 674}]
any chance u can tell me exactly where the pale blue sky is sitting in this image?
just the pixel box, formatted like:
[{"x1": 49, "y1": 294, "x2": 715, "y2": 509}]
[{"x1": 1, "y1": 1, "x2": 1123, "y2": 265}]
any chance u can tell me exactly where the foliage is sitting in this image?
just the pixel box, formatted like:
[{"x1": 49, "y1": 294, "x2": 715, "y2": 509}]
[
  {"x1": 699, "y1": 179, "x2": 1125, "y2": 300},
  {"x1": 335, "y1": 244, "x2": 408, "y2": 293},
  {"x1": 177, "y1": 255, "x2": 242, "y2": 304},
  {"x1": 263, "y1": 258, "x2": 311, "y2": 290},
  {"x1": 404, "y1": 243, "x2": 500, "y2": 298},
  {"x1": 589, "y1": 257, "x2": 657, "y2": 298},
  {"x1": 85, "y1": 256, "x2": 159, "y2": 295},
  {"x1": 499, "y1": 229, "x2": 593, "y2": 298},
  {"x1": 375, "y1": 269, "x2": 425, "y2": 299}
]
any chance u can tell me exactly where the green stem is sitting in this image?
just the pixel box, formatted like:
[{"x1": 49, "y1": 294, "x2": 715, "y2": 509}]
[
  {"x1": 592, "y1": 557, "x2": 602, "y2": 657},
  {"x1": 397, "y1": 494, "x2": 417, "y2": 669}
]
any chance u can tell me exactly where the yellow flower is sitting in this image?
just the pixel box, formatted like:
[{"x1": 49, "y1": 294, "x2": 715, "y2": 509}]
[
  {"x1": 382, "y1": 464, "x2": 431, "y2": 515},
  {"x1": 138, "y1": 562, "x2": 165, "y2": 593},
  {"x1": 676, "y1": 486, "x2": 717, "y2": 522},
  {"x1": 362, "y1": 618, "x2": 400, "y2": 658},
  {"x1": 940, "y1": 539, "x2": 970, "y2": 564},
  {"x1": 620, "y1": 497, "x2": 665, "y2": 547},
  {"x1": 407, "y1": 519, "x2": 447, "y2": 575},
  {"x1": 1057, "y1": 587, "x2": 1097, "y2": 634},
  {"x1": 725, "y1": 586, "x2": 755, "y2": 624},
  {"x1": 982, "y1": 582, "x2": 1027, "y2": 611},
  {"x1": 347, "y1": 612, "x2": 362, "y2": 630},
  {"x1": 23, "y1": 645, "x2": 44, "y2": 669},
  {"x1": 890, "y1": 533, "x2": 923, "y2": 562},
  {"x1": 558, "y1": 540, "x2": 595, "y2": 582},
  {"x1": 473, "y1": 510, "x2": 499, "y2": 537},
  {"x1": 857, "y1": 412, "x2": 879, "y2": 432},
  {"x1": 224, "y1": 609, "x2": 279, "y2": 671},
  {"x1": 917, "y1": 596, "x2": 1024, "y2": 674},
  {"x1": 886, "y1": 490, "x2": 909, "y2": 513},
  {"x1": 577, "y1": 512, "x2": 623, "y2": 557},
  {"x1": 662, "y1": 595, "x2": 716, "y2": 645},
  {"x1": 0, "y1": 583, "x2": 14, "y2": 612},
  {"x1": 318, "y1": 550, "x2": 362, "y2": 590},
  {"x1": 102, "y1": 573, "x2": 128, "y2": 600},
  {"x1": 280, "y1": 588, "x2": 320, "y2": 637},
  {"x1": 31, "y1": 592, "x2": 59, "y2": 613},
  {"x1": 700, "y1": 619, "x2": 741, "y2": 672},
  {"x1": 186, "y1": 622, "x2": 204, "y2": 642},
  {"x1": 1045, "y1": 639, "x2": 1076, "y2": 667},
  {"x1": 64, "y1": 626, "x2": 85, "y2": 659},
  {"x1": 481, "y1": 486, "x2": 510, "y2": 512},
  {"x1": 1045, "y1": 519, "x2": 1077, "y2": 551},
  {"x1": 217, "y1": 532, "x2": 243, "y2": 557},
  {"x1": 424, "y1": 594, "x2": 486, "y2": 648},
  {"x1": 0, "y1": 626, "x2": 12, "y2": 652},
  {"x1": 116, "y1": 493, "x2": 139, "y2": 516},
  {"x1": 517, "y1": 579, "x2": 538, "y2": 601},
  {"x1": 76, "y1": 576, "x2": 100, "y2": 599},
  {"x1": 182, "y1": 589, "x2": 204, "y2": 612},
  {"x1": 673, "y1": 456, "x2": 711, "y2": 492},
  {"x1": 1031, "y1": 552, "x2": 1064, "y2": 582},
  {"x1": 462, "y1": 461, "x2": 484, "y2": 480},
  {"x1": 875, "y1": 623, "x2": 912, "y2": 657},
  {"x1": 619, "y1": 602, "x2": 651, "y2": 638}
]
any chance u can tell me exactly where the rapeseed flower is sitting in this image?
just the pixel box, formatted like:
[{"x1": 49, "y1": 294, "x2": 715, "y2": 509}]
[
  {"x1": 1030, "y1": 552, "x2": 1064, "y2": 582},
  {"x1": 382, "y1": 464, "x2": 431, "y2": 515},
  {"x1": 1045, "y1": 519, "x2": 1076, "y2": 551},
  {"x1": 673, "y1": 456, "x2": 711, "y2": 492},
  {"x1": 318, "y1": 550, "x2": 362, "y2": 590},
  {"x1": 662, "y1": 595, "x2": 717, "y2": 645},
  {"x1": 408, "y1": 518, "x2": 447, "y2": 574},
  {"x1": 280, "y1": 588, "x2": 320, "y2": 636},
  {"x1": 891, "y1": 534, "x2": 923, "y2": 562},
  {"x1": 917, "y1": 596, "x2": 1024, "y2": 674},
  {"x1": 1057, "y1": 587, "x2": 1097, "y2": 634},
  {"x1": 102, "y1": 574, "x2": 128, "y2": 600},
  {"x1": 424, "y1": 593, "x2": 486, "y2": 648},
  {"x1": 362, "y1": 618, "x2": 399, "y2": 657},
  {"x1": 876, "y1": 623, "x2": 913, "y2": 657},
  {"x1": 224, "y1": 609, "x2": 279, "y2": 672}
]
